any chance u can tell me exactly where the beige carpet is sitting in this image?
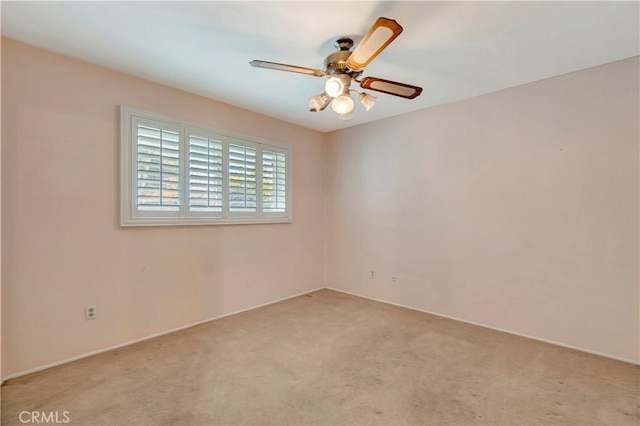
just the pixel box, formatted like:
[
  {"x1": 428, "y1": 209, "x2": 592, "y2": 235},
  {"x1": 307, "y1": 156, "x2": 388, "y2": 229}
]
[{"x1": 2, "y1": 289, "x2": 638, "y2": 425}]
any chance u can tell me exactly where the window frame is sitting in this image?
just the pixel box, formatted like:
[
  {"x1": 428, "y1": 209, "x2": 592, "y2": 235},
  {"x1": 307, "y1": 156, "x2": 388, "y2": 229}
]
[{"x1": 120, "y1": 105, "x2": 293, "y2": 227}]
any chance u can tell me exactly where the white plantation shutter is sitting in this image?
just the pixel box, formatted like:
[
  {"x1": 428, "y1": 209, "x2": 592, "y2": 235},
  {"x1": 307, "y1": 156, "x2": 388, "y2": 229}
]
[
  {"x1": 121, "y1": 106, "x2": 291, "y2": 226},
  {"x1": 136, "y1": 123, "x2": 180, "y2": 211},
  {"x1": 189, "y1": 135, "x2": 223, "y2": 213},
  {"x1": 262, "y1": 149, "x2": 287, "y2": 212},
  {"x1": 228, "y1": 143, "x2": 257, "y2": 212}
]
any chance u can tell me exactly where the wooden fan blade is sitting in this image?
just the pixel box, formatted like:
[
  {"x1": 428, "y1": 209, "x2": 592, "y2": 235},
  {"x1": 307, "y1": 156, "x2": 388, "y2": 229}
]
[
  {"x1": 347, "y1": 17, "x2": 403, "y2": 71},
  {"x1": 360, "y1": 77, "x2": 423, "y2": 99},
  {"x1": 250, "y1": 60, "x2": 325, "y2": 77}
]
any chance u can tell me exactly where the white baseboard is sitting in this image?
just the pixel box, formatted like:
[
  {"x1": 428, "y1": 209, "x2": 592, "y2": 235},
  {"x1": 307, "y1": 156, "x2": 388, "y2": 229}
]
[
  {"x1": 1, "y1": 287, "x2": 324, "y2": 383},
  {"x1": 4, "y1": 285, "x2": 636, "y2": 383},
  {"x1": 326, "y1": 287, "x2": 640, "y2": 366}
]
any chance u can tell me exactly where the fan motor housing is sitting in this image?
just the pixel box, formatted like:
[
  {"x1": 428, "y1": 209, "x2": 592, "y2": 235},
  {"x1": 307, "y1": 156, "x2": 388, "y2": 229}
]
[
  {"x1": 324, "y1": 38, "x2": 362, "y2": 77},
  {"x1": 324, "y1": 51, "x2": 350, "y2": 74}
]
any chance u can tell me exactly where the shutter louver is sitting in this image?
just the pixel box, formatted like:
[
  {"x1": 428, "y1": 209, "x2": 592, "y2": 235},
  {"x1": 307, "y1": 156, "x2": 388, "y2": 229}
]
[
  {"x1": 262, "y1": 150, "x2": 287, "y2": 212},
  {"x1": 189, "y1": 135, "x2": 223, "y2": 213},
  {"x1": 136, "y1": 124, "x2": 180, "y2": 211},
  {"x1": 229, "y1": 144, "x2": 257, "y2": 212}
]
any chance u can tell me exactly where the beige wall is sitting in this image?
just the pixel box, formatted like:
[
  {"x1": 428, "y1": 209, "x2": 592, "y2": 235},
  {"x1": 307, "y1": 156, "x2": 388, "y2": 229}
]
[
  {"x1": 0, "y1": 37, "x2": 3, "y2": 383},
  {"x1": 1, "y1": 39, "x2": 327, "y2": 377},
  {"x1": 326, "y1": 58, "x2": 640, "y2": 363},
  {"x1": 2, "y1": 38, "x2": 638, "y2": 379}
]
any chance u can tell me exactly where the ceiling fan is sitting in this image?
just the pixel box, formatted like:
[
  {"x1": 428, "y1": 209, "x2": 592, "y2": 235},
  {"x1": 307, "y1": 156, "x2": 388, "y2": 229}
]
[{"x1": 250, "y1": 17, "x2": 423, "y2": 120}]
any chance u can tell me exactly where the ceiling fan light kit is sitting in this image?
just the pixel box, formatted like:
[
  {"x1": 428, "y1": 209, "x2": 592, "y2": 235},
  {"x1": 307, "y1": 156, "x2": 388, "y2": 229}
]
[
  {"x1": 250, "y1": 17, "x2": 423, "y2": 120},
  {"x1": 332, "y1": 94, "x2": 355, "y2": 115},
  {"x1": 325, "y1": 75, "x2": 350, "y2": 97},
  {"x1": 359, "y1": 92, "x2": 377, "y2": 111},
  {"x1": 309, "y1": 92, "x2": 331, "y2": 112}
]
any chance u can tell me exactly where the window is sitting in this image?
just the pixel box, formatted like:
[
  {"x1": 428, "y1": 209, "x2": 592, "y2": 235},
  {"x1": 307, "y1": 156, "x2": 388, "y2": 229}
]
[
  {"x1": 228, "y1": 143, "x2": 257, "y2": 212},
  {"x1": 262, "y1": 150, "x2": 287, "y2": 213},
  {"x1": 121, "y1": 106, "x2": 292, "y2": 226}
]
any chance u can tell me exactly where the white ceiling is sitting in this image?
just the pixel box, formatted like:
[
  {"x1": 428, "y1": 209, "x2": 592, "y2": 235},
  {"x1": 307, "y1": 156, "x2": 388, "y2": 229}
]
[{"x1": 2, "y1": 1, "x2": 638, "y2": 133}]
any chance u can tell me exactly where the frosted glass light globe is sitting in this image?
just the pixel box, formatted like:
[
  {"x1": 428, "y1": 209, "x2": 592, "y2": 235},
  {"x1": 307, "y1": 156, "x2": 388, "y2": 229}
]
[
  {"x1": 331, "y1": 95, "x2": 354, "y2": 115},
  {"x1": 325, "y1": 77, "x2": 344, "y2": 98}
]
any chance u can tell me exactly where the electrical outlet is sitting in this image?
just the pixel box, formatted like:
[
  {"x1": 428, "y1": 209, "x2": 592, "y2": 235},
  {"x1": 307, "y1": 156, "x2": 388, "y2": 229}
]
[
  {"x1": 85, "y1": 305, "x2": 97, "y2": 321},
  {"x1": 391, "y1": 276, "x2": 397, "y2": 283},
  {"x1": 370, "y1": 270, "x2": 375, "y2": 279}
]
